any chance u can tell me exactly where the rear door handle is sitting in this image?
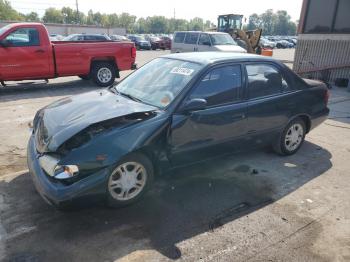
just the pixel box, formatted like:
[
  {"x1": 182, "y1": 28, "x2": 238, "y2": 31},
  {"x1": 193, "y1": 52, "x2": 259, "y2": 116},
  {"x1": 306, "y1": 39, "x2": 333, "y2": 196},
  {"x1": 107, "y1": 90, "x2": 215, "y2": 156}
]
[{"x1": 35, "y1": 49, "x2": 45, "y2": 53}]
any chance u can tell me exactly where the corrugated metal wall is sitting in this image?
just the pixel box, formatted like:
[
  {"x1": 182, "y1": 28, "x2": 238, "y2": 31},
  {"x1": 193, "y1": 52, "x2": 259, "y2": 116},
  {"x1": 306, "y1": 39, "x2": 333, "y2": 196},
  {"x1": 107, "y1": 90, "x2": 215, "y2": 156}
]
[{"x1": 293, "y1": 34, "x2": 350, "y2": 81}]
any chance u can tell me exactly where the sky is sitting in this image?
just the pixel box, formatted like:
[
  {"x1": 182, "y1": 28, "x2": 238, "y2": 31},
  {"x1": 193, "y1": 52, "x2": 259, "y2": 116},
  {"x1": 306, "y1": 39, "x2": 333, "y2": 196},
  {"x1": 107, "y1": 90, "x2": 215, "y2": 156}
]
[{"x1": 9, "y1": 0, "x2": 303, "y2": 23}]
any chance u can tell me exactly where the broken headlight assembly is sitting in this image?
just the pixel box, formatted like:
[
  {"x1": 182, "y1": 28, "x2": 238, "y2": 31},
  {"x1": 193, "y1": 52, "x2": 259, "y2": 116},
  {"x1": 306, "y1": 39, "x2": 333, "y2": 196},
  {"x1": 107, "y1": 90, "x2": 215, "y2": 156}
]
[
  {"x1": 39, "y1": 155, "x2": 79, "y2": 180},
  {"x1": 54, "y1": 165, "x2": 79, "y2": 179}
]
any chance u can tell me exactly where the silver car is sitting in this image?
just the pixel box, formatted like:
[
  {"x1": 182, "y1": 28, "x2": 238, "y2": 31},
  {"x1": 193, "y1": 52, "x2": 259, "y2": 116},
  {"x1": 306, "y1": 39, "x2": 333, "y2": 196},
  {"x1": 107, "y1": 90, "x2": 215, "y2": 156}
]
[{"x1": 171, "y1": 31, "x2": 246, "y2": 53}]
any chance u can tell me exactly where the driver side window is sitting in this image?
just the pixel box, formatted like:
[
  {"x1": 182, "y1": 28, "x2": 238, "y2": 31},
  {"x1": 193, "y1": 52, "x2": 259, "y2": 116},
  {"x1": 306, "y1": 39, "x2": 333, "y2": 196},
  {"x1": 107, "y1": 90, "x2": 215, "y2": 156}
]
[
  {"x1": 189, "y1": 65, "x2": 242, "y2": 107},
  {"x1": 5, "y1": 28, "x2": 40, "y2": 47}
]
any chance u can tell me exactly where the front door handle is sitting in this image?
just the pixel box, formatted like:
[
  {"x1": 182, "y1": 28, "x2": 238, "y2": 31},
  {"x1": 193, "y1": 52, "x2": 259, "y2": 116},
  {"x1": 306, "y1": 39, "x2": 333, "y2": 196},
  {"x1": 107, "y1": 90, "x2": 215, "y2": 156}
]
[{"x1": 35, "y1": 49, "x2": 45, "y2": 53}]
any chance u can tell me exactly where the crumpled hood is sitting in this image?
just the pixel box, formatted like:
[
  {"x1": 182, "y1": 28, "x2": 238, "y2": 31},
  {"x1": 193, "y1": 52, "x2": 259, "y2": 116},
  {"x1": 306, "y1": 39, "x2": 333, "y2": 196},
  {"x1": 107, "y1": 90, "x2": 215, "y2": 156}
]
[
  {"x1": 214, "y1": 45, "x2": 247, "y2": 53},
  {"x1": 35, "y1": 89, "x2": 157, "y2": 152}
]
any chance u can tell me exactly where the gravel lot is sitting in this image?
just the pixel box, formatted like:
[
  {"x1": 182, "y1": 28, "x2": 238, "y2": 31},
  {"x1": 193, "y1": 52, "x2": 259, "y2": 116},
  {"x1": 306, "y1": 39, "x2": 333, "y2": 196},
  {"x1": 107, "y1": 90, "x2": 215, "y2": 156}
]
[{"x1": 0, "y1": 49, "x2": 349, "y2": 262}]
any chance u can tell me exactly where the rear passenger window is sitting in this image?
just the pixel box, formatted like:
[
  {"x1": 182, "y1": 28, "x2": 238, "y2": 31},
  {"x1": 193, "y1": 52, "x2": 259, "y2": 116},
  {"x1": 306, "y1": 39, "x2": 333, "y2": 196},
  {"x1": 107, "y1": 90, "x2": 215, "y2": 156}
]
[
  {"x1": 246, "y1": 64, "x2": 291, "y2": 99},
  {"x1": 189, "y1": 65, "x2": 242, "y2": 107},
  {"x1": 184, "y1": 32, "x2": 199, "y2": 44},
  {"x1": 174, "y1": 32, "x2": 186, "y2": 43}
]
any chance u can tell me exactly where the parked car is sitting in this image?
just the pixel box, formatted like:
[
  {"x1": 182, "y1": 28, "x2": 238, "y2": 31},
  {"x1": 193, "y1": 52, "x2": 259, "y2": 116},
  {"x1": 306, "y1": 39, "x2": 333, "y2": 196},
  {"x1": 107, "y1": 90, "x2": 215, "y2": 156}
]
[
  {"x1": 110, "y1": 35, "x2": 129, "y2": 41},
  {"x1": 259, "y1": 38, "x2": 276, "y2": 49},
  {"x1": 49, "y1": 34, "x2": 64, "y2": 41},
  {"x1": 27, "y1": 52, "x2": 330, "y2": 208},
  {"x1": 159, "y1": 36, "x2": 172, "y2": 49},
  {"x1": 276, "y1": 39, "x2": 290, "y2": 49},
  {"x1": 147, "y1": 36, "x2": 166, "y2": 50},
  {"x1": 171, "y1": 31, "x2": 246, "y2": 53},
  {"x1": 63, "y1": 34, "x2": 111, "y2": 41},
  {"x1": 127, "y1": 35, "x2": 151, "y2": 50},
  {"x1": 0, "y1": 23, "x2": 136, "y2": 87}
]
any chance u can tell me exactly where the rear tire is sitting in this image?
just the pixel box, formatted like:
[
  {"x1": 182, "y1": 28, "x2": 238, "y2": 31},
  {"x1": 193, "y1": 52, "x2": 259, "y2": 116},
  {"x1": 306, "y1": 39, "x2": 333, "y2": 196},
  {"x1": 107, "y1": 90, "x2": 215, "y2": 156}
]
[
  {"x1": 273, "y1": 118, "x2": 306, "y2": 156},
  {"x1": 91, "y1": 62, "x2": 116, "y2": 87},
  {"x1": 106, "y1": 153, "x2": 154, "y2": 208}
]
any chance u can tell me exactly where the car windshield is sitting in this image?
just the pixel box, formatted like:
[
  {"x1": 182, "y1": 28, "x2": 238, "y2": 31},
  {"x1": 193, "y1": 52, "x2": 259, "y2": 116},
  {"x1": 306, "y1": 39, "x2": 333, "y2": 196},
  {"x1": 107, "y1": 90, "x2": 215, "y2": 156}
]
[
  {"x1": 115, "y1": 58, "x2": 203, "y2": 108},
  {"x1": 135, "y1": 36, "x2": 145, "y2": 41},
  {"x1": 210, "y1": 34, "x2": 237, "y2": 45}
]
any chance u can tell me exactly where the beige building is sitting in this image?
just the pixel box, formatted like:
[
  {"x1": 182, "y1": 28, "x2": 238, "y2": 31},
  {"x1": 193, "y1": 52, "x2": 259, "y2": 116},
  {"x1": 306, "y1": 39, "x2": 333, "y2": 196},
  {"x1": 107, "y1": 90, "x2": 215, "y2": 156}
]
[{"x1": 0, "y1": 21, "x2": 126, "y2": 36}]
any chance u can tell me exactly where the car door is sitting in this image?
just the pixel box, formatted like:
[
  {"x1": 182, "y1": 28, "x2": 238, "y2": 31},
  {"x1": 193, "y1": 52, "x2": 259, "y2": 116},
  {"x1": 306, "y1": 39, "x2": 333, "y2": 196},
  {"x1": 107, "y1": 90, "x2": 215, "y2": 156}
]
[
  {"x1": 183, "y1": 32, "x2": 199, "y2": 52},
  {"x1": 170, "y1": 64, "x2": 247, "y2": 165},
  {"x1": 0, "y1": 27, "x2": 51, "y2": 80},
  {"x1": 197, "y1": 33, "x2": 212, "y2": 52},
  {"x1": 244, "y1": 63, "x2": 297, "y2": 143}
]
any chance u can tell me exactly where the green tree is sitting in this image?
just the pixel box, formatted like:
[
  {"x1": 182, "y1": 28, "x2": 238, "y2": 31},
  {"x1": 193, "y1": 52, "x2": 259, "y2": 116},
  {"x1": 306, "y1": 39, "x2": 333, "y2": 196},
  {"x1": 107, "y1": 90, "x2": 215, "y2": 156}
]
[
  {"x1": 61, "y1": 7, "x2": 75, "y2": 24},
  {"x1": 188, "y1": 17, "x2": 204, "y2": 31},
  {"x1": 247, "y1": 13, "x2": 261, "y2": 31},
  {"x1": 147, "y1": 16, "x2": 167, "y2": 33},
  {"x1": 274, "y1": 10, "x2": 291, "y2": 35},
  {"x1": 0, "y1": 0, "x2": 23, "y2": 20},
  {"x1": 25, "y1": 11, "x2": 40, "y2": 22},
  {"x1": 86, "y1": 10, "x2": 94, "y2": 25},
  {"x1": 107, "y1": 13, "x2": 119, "y2": 27},
  {"x1": 260, "y1": 9, "x2": 276, "y2": 35},
  {"x1": 42, "y1": 8, "x2": 64, "y2": 23},
  {"x1": 135, "y1": 17, "x2": 148, "y2": 33},
  {"x1": 118, "y1": 13, "x2": 136, "y2": 32}
]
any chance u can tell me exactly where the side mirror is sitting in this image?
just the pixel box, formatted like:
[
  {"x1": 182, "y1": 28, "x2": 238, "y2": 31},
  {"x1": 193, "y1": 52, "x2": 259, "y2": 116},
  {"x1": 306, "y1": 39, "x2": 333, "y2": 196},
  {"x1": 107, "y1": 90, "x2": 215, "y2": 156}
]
[
  {"x1": 180, "y1": 98, "x2": 207, "y2": 113},
  {"x1": 203, "y1": 41, "x2": 211, "y2": 46}
]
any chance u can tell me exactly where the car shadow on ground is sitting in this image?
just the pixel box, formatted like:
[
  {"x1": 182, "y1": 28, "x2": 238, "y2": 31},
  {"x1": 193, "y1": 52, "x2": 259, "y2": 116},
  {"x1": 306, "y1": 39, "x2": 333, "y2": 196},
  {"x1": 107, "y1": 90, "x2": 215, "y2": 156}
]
[
  {"x1": 0, "y1": 79, "x2": 107, "y2": 102},
  {"x1": 1, "y1": 141, "x2": 332, "y2": 262}
]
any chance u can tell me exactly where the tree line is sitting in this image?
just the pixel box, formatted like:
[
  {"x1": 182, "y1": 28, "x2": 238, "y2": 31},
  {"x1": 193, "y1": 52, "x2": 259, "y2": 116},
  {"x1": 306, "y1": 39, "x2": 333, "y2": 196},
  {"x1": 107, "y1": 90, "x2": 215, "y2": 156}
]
[
  {"x1": 0, "y1": 0, "x2": 297, "y2": 35},
  {"x1": 245, "y1": 9, "x2": 297, "y2": 35}
]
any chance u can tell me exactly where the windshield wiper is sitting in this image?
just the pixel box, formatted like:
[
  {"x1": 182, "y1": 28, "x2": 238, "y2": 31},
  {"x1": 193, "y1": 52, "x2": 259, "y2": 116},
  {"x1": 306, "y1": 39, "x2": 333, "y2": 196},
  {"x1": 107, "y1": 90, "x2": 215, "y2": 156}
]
[
  {"x1": 119, "y1": 92, "x2": 143, "y2": 103},
  {"x1": 108, "y1": 86, "x2": 118, "y2": 94}
]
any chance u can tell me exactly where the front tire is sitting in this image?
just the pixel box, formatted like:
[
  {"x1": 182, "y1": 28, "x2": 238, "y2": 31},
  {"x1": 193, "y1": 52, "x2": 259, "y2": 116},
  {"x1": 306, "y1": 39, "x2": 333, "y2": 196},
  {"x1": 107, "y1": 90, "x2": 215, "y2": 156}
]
[
  {"x1": 92, "y1": 62, "x2": 116, "y2": 87},
  {"x1": 273, "y1": 118, "x2": 306, "y2": 156},
  {"x1": 106, "y1": 153, "x2": 154, "y2": 208}
]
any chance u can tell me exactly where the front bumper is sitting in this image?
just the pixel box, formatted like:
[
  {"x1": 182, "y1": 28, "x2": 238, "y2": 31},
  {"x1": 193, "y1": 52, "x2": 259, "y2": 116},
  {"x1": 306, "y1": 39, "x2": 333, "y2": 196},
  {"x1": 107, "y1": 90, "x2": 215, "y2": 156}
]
[{"x1": 27, "y1": 135, "x2": 109, "y2": 207}]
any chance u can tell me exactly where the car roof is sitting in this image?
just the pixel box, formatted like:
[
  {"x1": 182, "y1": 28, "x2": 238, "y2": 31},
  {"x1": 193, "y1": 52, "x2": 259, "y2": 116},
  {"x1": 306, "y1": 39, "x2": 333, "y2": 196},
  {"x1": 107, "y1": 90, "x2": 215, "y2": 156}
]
[{"x1": 162, "y1": 52, "x2": 277, "y2": 65}]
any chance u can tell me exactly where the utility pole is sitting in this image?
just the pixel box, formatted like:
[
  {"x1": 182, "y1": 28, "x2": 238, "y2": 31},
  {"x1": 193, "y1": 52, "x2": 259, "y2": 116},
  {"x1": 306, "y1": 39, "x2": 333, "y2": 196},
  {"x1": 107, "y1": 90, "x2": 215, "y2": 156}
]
[
  {"x1": 76, "y1": 0, "x2": 79, "y2": 24},
  {"x1": 173, "y1": 8, "x2": 176, "y2": 20}
]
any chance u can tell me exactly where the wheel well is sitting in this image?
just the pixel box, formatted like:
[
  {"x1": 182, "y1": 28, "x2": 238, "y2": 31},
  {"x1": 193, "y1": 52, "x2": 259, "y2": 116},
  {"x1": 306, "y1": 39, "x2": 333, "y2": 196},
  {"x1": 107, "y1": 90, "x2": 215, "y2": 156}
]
[
  {"x1": 90, "y1": 58, "x2": 119, "y2": 77},
  {"x1": 134, "y1": 147, "x2": 162, "y2": 177},
  {"x1": 298, "y1": 115, "x2": 311, "y2": 133}
]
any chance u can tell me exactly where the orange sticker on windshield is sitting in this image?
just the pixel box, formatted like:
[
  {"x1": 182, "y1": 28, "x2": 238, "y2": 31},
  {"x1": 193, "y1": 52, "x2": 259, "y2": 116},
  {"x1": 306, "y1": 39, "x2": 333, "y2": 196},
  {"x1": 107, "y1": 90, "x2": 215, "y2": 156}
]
[{"x1": 161, "y1": 96, "x2": 170, "y2": 106}]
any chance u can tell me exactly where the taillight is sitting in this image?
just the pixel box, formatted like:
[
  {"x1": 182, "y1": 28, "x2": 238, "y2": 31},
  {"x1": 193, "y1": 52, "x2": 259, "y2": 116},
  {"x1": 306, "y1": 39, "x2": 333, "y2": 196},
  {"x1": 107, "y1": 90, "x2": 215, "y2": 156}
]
[
  {"x1": 324, "y1": 89, "x2": 330, "y2": 105},
  {"x1": 131, "y1": 46, "x2": 136, "y2": 58}
]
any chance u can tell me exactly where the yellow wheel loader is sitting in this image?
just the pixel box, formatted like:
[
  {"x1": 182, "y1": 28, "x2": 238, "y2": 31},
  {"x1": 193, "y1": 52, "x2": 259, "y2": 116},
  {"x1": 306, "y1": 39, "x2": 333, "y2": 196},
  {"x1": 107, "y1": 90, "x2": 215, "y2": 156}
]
[{"x1": 215, "y1": 14, "x2": 262, "y2": 54}]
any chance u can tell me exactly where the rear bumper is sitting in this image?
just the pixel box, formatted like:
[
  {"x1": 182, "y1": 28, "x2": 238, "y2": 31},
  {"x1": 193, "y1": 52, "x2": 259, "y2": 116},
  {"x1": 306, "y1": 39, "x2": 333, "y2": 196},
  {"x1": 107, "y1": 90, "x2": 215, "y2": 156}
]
[
  {"x1": 27, "y1": 135, "x2": 108, "y2": 207},
  {"x1": 310, "y1": 107, "x2": 329, "y2": 131}
]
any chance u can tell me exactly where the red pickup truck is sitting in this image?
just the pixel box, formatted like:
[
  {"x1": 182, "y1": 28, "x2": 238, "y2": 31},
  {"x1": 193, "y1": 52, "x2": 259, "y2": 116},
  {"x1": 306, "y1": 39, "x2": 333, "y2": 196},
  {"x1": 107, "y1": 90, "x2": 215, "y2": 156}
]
[{"x1": 0, "y1": 23, "x2": 136, "y2": 87}]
